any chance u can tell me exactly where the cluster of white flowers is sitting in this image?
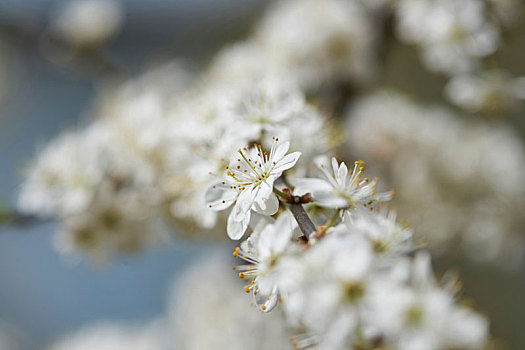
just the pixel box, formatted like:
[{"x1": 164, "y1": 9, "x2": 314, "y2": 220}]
[
  {"x1": 346, "y1": 91, "x2": 525, "y2": 268},
  {"x1": 19, "y1": 57, "x2": 332, "y2": 261},
  {"x1": 14, "y1": 0, "x2": 522, "y2": 346},
  {"x1": 207, "y1": 140, "x2": 488, "y2": 349},
  {"x1": 19, "y1": 120, "x2": 165, "y2": 263}
]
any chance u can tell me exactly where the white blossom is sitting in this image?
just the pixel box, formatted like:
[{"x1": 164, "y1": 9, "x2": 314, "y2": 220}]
[
  {"x1": 206, "y1": 139, "x2": 301, "y2": 239},
  {"x1": 294, "y1": 156, "x2": 393, "y2": 210}
]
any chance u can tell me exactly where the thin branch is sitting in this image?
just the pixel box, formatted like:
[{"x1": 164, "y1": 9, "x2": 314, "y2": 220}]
[
  {"x1": 0, "y1": 210, "x2": 49, "y2": 228},
  {"x1": 288, "y1": 198, "x2": 316, "y2": 240}
]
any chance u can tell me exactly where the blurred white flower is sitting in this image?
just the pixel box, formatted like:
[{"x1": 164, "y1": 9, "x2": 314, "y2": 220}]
[
  {"x1": 256, "y1": 0, "x2": 375, "y2": 88},
  {"x1": 445, "y1": 70, "x2": 525, "y2": 114},
  {"x1": 170, "y1": 252, "x2": 293, "y2": 350},
  {"x1": 47, "y1": 320, "x2": 168, "y2": 350},
  {"x1": 346, "y1": 91, "x2": 525, "y2": 267},
  {"x1": 51, "y1": 0, "x2": 124, "y2": 47},
  {"x1": 396, "y1": 0, "x2": 499, "y2": 74},
  {"x1": 342, "y1": 209, "x2": 413, "y2": 257}
]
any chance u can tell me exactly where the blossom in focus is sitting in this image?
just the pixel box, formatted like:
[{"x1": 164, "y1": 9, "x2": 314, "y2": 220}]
[
  {"x1": 294, "y1": 156, "x2": 393, "y2": 211},
  {"x1": 206, "y1": 139, "x2": 301, "y2": 239}
]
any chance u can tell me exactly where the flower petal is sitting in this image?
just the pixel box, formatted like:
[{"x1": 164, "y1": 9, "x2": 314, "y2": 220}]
[
  {"x1": 227, "y1": 209, "x2": 250, "y2": 240},
  {"x1": 337, "y1": 161, "x2": 348, "y2": 187},
  {"x1": 293, "y1": 178, "x2": 333, "y2": 196},
  {"x1": 253, "y1": 192, "x2": 279, "y2": 216},
  {"x1": 205, "y1": 182, "x2": 238, "y2": 211},
  {"x1": 272, "y1": 152, "x2": 301, "y2": 174},
  {"x1": 233, "y1": 185, "x2": 259, "y2": 220},
  {"x1": 315, "y1": 191, "x2": 349, "y2": 208},
  {"x1": 270, "y1": 141, "x2": 290, "y2": 162}
]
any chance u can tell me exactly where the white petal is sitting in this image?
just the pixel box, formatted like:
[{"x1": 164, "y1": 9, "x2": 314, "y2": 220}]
[
  {"x1": 252, "y1": 180, "x2": 277, "y2": 215},
  {"x1": 271, "y1": 141, "x2": 290, "y2": 162},
  {"x1": 315, "y1": 192, "x2": 349, "y2": 208},
  {"x1": 293, "y1": 178, "x2": 333, "y2": 196},
  {"x1": 205, "y1": 182, "x2": 238, "y2": 211},
  {"x1": 233, "y1": 185, "x2": 259, "y2": 220},
  {"x1": 337, "y1": 161, "x2": 348, "y2": 187},
  {"x1": 272, "y1": 212, "x2": 293, "y2": 252},
  {"x1": 227, "y1": 209, "x2": 250, "y2": 240},
  {"x1": 253, "y1": 192, "x2": 279, "y2": 216},
  {"x1": 262, "y1": 286, "x2": 280, "y2": 313},
  {"x1": 272, "y1": 151, "x2": 301, "y2": 174}
]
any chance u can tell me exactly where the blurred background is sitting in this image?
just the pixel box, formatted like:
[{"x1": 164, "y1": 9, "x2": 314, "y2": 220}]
[{"x1": 0, "y1": 0, "x2": 524, "y2": 349}]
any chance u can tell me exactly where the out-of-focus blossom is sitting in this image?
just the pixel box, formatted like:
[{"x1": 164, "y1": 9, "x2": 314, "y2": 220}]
[
  {"x1": 346, "y1": 91, "x2": 525, "y2": 268},
  {"x1": 445, "y1": 70, "x2": 525, "y2": 114},
  {"x1": 169, "y1": 252, "x2": 293, "y2": 350},
  {"x1": 47, "y1": 321, "x2": 168, "y2": 350},
  {"x1": 256, "y1": 0, "x2": 376, "y2": 88},
  {"x1": 396, "y1": 0, "x2": 499, "y2": 74},
  {"x1": 51, "y1": 0, "x2": 124, "y2": 48},
  {"x1": 20, "y1": 121, "x2": 165, "y2": 263}
]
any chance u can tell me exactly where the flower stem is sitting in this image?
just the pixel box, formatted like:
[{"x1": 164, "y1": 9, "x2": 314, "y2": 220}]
[
  {"x1": 273, "y1": 187, "x2": 291, "y2": 201},
  {"x1": 317, "y1": 209, "x2": 341, "y2": 237}
]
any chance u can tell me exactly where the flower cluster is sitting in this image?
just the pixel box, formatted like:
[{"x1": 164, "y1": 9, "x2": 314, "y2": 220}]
[
  {"x1": 208, "y1": 143, "x2": 488, "y2": 349},
  {"x1": 346, "y1": 91, "x2": 525, "y2": 268}
]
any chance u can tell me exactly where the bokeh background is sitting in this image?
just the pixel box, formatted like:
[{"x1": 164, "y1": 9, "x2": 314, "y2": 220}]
[{"x1": 0, "y1": 0, "x2": 524, "y2": 349}]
